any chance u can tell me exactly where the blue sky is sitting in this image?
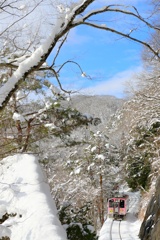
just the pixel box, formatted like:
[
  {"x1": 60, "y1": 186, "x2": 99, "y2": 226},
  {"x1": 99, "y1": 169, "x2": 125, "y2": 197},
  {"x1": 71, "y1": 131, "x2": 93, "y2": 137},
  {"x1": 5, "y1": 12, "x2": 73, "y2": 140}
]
[{"x1": 48, "y1": 0, "x2": 151, "y2": 99}]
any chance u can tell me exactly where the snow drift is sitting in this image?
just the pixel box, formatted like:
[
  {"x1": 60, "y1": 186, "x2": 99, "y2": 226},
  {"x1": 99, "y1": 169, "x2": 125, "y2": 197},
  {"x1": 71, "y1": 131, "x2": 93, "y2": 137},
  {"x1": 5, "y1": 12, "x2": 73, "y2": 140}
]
[{"x1": 0, "y1": 154, "x2": 67, "y2": 240}]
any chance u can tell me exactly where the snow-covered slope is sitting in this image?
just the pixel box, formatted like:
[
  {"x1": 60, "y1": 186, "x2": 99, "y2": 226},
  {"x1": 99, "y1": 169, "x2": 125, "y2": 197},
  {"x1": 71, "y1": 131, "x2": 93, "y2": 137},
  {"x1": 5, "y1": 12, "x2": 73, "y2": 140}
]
[
  {"x1": 0, "y1": 154, "x2": 67, "y2": 240},
  {"x1": 69, "y1": 95, "x2": 124, "y2": 126}
]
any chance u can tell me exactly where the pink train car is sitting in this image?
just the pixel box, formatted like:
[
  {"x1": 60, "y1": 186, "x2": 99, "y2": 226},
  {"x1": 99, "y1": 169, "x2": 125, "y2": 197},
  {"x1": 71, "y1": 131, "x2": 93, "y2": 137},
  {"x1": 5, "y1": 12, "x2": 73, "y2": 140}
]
[{"x1": 108, "y1": 195, "x2": 129, "y2": 219}]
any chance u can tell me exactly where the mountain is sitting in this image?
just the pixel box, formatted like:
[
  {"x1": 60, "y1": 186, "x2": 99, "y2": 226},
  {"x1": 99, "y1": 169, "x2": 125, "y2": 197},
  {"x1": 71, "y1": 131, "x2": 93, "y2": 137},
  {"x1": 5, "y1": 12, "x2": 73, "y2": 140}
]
[
  {"x1": 70, "y1": 95, "x2": 124, "y2": 126},
  {"x1": 42, "y1": 94, "x2": 124, "y2": 160}
]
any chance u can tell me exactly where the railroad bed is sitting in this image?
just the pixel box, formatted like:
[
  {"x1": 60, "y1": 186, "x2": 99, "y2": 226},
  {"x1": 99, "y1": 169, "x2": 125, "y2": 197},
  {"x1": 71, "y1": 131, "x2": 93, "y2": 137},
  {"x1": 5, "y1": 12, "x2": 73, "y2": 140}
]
[{"x1": 98, "y1": 191, "x2": 141, "y2": 240}]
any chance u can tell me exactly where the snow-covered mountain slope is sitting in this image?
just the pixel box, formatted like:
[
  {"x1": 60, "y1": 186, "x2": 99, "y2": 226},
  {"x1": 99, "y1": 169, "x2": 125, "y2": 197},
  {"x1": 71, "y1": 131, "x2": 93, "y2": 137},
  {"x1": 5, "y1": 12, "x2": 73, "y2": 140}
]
[
  {"x1": 69, "y1": 95, "x2": 124, "y2": 126},
  {"x1": 0, "y1": 154, "x2": 67, "y2": 240}
]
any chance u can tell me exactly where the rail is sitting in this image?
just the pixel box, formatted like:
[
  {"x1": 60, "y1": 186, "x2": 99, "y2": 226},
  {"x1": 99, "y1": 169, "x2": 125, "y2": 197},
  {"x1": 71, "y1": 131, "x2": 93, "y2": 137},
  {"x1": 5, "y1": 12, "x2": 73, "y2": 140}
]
[{"x1": 110, "y1": 219, "x2": 122, "y2": 240}]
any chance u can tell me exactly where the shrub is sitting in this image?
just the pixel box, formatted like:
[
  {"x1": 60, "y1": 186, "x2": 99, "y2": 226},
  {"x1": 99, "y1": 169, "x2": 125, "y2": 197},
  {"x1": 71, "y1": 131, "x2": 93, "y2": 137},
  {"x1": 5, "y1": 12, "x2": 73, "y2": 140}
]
[{"x1": 58, "y1": 203, "x2": 98, "y2": 240}]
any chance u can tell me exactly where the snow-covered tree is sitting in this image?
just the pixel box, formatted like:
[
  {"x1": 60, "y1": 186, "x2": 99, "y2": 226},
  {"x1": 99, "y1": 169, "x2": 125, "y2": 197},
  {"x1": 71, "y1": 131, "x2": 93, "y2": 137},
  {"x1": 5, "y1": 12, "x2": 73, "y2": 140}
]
[
  {"x1": 0, "y1": 0, "x2": 159, "y2": 110},
  {"x1": 59, "y1": 202, "x2": 98, "y2": 240},
  {"x1": 0, "y1": 1, "x2": 160, "y2": 238},
  {"x1": 108, "y1": 23, "x2": 160, "y2": 192},
  {"x1": 62, "y1": 130, "x2": 121, "y2": 227}
]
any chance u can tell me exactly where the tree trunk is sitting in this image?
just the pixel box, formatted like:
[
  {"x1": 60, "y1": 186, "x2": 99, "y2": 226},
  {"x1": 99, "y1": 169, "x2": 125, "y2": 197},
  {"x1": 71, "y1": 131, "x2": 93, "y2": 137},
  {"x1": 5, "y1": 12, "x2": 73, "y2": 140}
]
[{"x1": 99, "y1": 173, "x2": 104, "y2": 226}]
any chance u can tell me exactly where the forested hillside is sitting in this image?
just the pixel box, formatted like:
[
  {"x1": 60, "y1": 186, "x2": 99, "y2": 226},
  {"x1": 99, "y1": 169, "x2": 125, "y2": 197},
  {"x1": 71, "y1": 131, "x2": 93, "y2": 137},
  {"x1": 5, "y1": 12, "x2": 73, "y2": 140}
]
[
  {"x1": 70, "y1": 95, "x2": 123, "y2": 126},
  {"x1": 39, "y1": 94, "x2": 124, "y2": 233},
  {"x1": 107, "y1": 28, "x2": 160, "y2": 239}
]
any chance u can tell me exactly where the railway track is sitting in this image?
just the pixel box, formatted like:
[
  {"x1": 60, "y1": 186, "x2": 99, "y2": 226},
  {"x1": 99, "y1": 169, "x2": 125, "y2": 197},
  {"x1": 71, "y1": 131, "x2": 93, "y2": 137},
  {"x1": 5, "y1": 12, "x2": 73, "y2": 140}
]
[
  {"x1": 110, "y1": 219, "x2": 122, "y2": 240},
  {"x1": 105, "y1": 192, "x2": 140, "y2": 240}
]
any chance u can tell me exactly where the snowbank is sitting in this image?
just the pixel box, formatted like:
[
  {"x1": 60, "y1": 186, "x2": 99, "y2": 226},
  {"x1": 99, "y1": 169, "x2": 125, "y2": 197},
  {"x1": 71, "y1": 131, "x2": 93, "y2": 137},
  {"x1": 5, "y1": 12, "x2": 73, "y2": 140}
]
[{"x1": 0, "y1": 154, "x2": 67, "y2": 240}]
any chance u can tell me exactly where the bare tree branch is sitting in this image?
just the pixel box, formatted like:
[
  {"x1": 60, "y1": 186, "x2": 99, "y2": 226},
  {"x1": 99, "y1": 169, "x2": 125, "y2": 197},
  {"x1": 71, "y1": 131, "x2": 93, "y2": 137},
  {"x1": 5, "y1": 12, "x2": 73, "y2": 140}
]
[
  {"x1": 74, "y1": 21, "x2": 159, "y2": 58},
  {"x1": 51, "y1": 33, "x2": 69, "y2": 68},
  {"x1": 0, "y1": 0, "x2": 159, "y2": 111},
  {"x1": 0, "y1": 0, "x2": 44, "y2": 36},
  {"x1": 74, "y1": 4, "x2": 160, "y2": 31},
  {"x1": 0, "y1": 0, "x2": 94, "y2": 110}
]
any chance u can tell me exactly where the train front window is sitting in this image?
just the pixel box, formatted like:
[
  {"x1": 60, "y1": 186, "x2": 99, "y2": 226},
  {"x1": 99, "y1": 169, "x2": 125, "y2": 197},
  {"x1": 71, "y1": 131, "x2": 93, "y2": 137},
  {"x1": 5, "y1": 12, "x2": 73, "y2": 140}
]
[
  {"x1": 120, "y1": 200, "x2": 124, "y2": 208},
  {"x1": 109, "y1": 199, "x2": 114, "y2": 207}
]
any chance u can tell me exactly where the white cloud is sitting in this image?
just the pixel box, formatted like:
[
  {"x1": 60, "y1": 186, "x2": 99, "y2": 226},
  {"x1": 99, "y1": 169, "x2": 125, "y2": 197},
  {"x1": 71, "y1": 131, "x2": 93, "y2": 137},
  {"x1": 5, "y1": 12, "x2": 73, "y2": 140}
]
[{"x1": 81, "y1": 66, "x2": 142, "y2": 98}]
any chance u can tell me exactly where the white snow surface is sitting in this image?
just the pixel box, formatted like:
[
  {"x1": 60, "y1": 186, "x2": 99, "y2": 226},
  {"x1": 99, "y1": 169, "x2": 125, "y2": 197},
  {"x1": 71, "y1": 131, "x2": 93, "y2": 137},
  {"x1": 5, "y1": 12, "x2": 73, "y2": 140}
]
[
  {"x1": 0, "y1": 154, "x2": 67, "y2": 240},
  {"x1": 12, "y1": 112, "x2": 25, "y2": 122},
  {"x1": 98, "y1": 191, "x2": 141, "y2": 240}
]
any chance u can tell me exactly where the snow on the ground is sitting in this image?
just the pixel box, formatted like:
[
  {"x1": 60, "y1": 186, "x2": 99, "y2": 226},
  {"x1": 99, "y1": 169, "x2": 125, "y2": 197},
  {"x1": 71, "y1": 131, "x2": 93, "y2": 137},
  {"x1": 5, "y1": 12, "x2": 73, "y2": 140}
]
[
  {"x1": 98, "y1": 191, "x2": 142, "y2": 240},
  {"x1": 0, "y1": 154, "x2": 67, "y2": 240}
]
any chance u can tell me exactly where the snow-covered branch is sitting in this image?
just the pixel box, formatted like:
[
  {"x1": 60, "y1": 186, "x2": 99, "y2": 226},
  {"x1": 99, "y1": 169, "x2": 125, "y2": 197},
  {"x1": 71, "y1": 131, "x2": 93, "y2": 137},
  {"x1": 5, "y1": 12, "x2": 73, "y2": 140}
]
[
  {"x1": 75, "y1": 4, "x2": 160, "y2": 31},
  {"x1": 0, "y1": 0, "x2": 44, "y2": 36},
  {"x1": 0, "y1": 0, "x2": 159, "y2": 110},
  {"x1": 0, "y1": 0, "x2": 94, "y2": 109},
  {"x1": 72, "y1": 4, "x2": 160, "y2": 58}
]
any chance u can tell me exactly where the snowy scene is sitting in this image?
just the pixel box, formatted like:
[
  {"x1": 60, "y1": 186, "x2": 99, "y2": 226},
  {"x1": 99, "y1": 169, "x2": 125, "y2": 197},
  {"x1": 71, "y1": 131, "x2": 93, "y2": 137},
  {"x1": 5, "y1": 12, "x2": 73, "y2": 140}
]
[
  {"x1": 0, "y1": 154, "x2": 142, "y2": 240},
  {"x1": 0, "y1": 154, "x2": 67, "y2": 240},
  {"x1": 0, "y1": 0, "x2": 160, "y2": 240},
  {"x1": 98, "y1": 192, "x2": 141, "y2": 240}
]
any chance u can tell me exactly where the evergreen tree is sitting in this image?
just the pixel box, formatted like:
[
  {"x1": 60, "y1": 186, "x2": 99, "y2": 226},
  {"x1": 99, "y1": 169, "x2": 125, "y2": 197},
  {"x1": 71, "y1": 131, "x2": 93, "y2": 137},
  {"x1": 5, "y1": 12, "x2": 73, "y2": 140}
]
[{"x1": 58, "y1": 202, "x2": 98, "y2": 240}]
